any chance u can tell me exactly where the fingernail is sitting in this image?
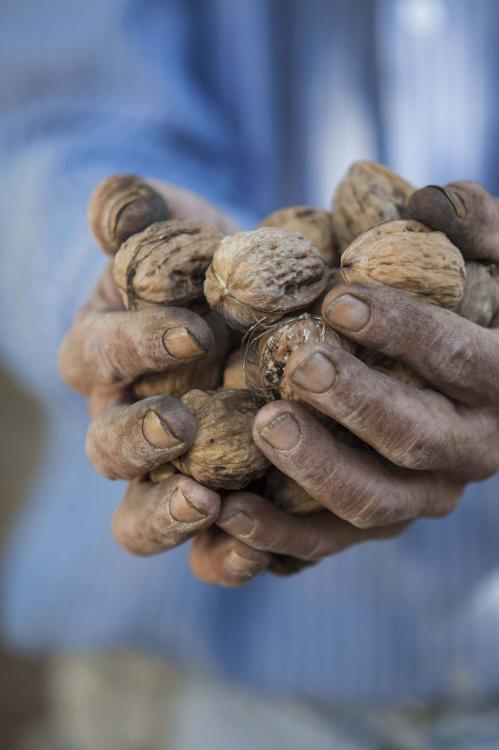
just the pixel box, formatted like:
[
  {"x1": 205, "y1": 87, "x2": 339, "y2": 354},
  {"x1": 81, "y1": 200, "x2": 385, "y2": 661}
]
[
  {"x1": 142, "y1": 410, "x2": 182, "y2": 449},
  {"x1": 169, "y1": 487, "x2": 207, "y2": 523},
  {"x1": 222, "y1": 511, "x2": 255, "y2": 538},
  {"x1": 163, "y1": 326, "x2": 206, "y2": 359},
  {"x1": 325, "y1": 295, "x2": 371, "y2": 331},
  {"x1": 259, "y1": 413, "x2": 301, "y2": 451},
  {"x1": 290, "y1": 352, "x2": 336, "y2": 393},
  {"x1": 226, "y1": 549, "x2": 263, "y2": 576},
  {"x1": 440, "y1": 186, "x2": 467, "y2": 219}
]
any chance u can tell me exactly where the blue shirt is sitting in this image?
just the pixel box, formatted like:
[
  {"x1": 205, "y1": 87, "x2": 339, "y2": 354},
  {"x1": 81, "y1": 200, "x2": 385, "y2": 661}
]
[{"x1": 1, "y1": 0, "x2": 498, "y2": 704}]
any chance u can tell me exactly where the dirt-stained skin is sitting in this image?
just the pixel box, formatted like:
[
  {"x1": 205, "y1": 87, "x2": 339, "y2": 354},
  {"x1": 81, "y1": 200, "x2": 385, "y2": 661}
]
[{"x1": 61, "y1": 178, "x2": 499, "y2": 588}]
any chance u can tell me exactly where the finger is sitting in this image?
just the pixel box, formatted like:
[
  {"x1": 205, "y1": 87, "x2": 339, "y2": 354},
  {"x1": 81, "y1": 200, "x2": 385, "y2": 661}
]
[
  {"x1": 252, "y1": 401, "x2": 464, "y2": 528},
  {"x1": 282, "y1": 342, "x2": 499, "y2": 480},
  {"x1": 148, "y1": 180, "x2": 240, "y2": 235},
  {"x1": 112, "y1": 475, "x2": 220, "y2": 556},
  {"x1": 88, "y1": 384, "x2": 131, "y2": 419},
  {"x1": 219, "y1": 492, "x2": 409, "y2": 560},
  {"x1": 267, "y1": 556, "x2": 315, "y2": 576},
  {"x1": 88, "y1": 263, "x2": 124, "y2": 312},
  {"x1": 59, "y1": 306, "x2": 214, "y2": 395},
  {"x1": 190, "y1": 527, "x2": 271, "y2": 587},
  {"x1": 86, "y1": 395, "x2": 196, "y2": 480},
  {"x1": 322, "y1": 283, "x2": 499, "y2": 407},
  {"x1": 409, "y1": 181, "x2": 499, "y2": 264},
  {"x1": 88, "y1": 175, "x2": 171, "y2": 256}
]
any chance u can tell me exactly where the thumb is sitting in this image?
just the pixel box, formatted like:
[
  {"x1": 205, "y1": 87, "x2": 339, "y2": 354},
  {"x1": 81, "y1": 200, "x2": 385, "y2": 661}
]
[
  {"x1": 147, "y1": 179, "x2": 240, "y2": 235},
  {"x1": 409, "y1": 180, "x2": 499, "y2": 264}
]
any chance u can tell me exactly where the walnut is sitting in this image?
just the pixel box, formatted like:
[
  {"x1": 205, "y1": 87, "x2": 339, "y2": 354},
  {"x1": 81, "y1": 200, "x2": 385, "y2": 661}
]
[
  {"x1": 88, "y1": 174, "x2": 169, "y2": 255},
  {"x1": 456, "y1": 262, "x2": 499, "y2": 327},
  {"x1": 331, "y1": 161, "x2": 414, "y2": 250},
  {"x1": 113, "y1": 220, "x2": 223, "y2": 310},
  {"x1": 266, "y1": 468, "x2": 321, "y2": 514},
  {"x1": 204, "y1": 228, "x2": 328, "y2": 331},
  {"x1": 133, "y1": 355, "x2": 223, "y2": 399},
  {"x1": 244, "y1": 313, "x2": 353, "y2": 400},
  {"x1": 341, "y1": 220, "x2": 466, "y2": 309},
  {"x1": 223, "y1": 350, "x2": 247, "y2": 389},
  {"x1": 259, "y1": 206, "x2": 338, "y2": 266},
  {"x1": 173, "y1": 389, "x2": 269, "y2": 490}
]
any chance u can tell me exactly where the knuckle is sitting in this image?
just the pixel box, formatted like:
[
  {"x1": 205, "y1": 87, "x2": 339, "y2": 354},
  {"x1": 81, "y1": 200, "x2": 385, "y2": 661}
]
[
  {"x1": 346, "y1": 489, "x2": 394, "y2": 529},
  {"x1": 86, "y1": 337, "x2": 125, "y2": 386},
  {"x1": 297, "y1": 453, "x2": 337, "y2": 497},
  {"x1": 303, "y1": 533, "x2": 329, "y2": 561},
  {"x1": 427, "y1": 483, "x2": 464, "y2": 518},
  {"x1": 84, "y1": 427, "x2": 108, "y2": 476},
  {"x1": 348, "y1": 510, "x2": 381, "y2": 530},
  {"x1": 430, "y1": 330, "x2": 475, "y2": 385},
  {"x1": 58, "y1": 335, "x2": 87, "y2": 393},
  {"x1": 391, "y1": 431, "x2": 440, "y2": 470},
  {"x1": 111, "y1": 510, "x2": 146, "y2": 556},
  {"x1": 337, "y1": 386, "x2": 380, "y2": 432},
  {"x1": 85, "y1": 421, "x2": 135, "y2": 480}
]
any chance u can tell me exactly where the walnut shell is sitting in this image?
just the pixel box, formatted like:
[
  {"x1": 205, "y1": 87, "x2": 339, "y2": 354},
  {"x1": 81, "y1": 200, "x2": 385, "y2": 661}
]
[
  {"x1": 456, "y1": 262, "x2": 499, "y2": 327},
  {"x1": 113, "y1": 220, "x2": 223, "y2": 310},
  {"x1": 331, "y1": 161, "x2": 414, "y2": 250},
  {"x1": 88, "y1": 174, "x2": 169, "y2": 255},
  {"x1": 341, "y1": 220, "x2": 466, "y2": 309},
  {"x1": 173, "y1": 389, "x2": 269, "y2": 490},
  {"x1": 266, "y1": 468, "x2": 322, "y2": 514},
  {"x1": 223, "y1": 350, "x2": 247, "y2": 390},
  {"x1": 260, "y1": 206, "x2": 337, "y2": 266},
  {"x1": 133, "y1": 356, "x2": 223, "y2": 399},
  {"x1": 244, "y1": 313, "x2": 353, "y2": 401},
  {"x1": 204, "y1": 228, "x2": 328, "y2": 331}
]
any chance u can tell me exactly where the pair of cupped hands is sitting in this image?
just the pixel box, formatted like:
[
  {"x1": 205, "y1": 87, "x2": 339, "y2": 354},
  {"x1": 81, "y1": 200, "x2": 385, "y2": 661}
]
[{"x1": 59, "y1": 179, "x2": 499, "y2": 587}]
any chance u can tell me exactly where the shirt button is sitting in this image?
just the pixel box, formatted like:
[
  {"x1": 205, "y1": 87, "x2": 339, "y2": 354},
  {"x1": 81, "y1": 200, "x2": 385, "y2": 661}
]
[{"x1": 395, "y1": 0, "x2": 448, "y2": 36}]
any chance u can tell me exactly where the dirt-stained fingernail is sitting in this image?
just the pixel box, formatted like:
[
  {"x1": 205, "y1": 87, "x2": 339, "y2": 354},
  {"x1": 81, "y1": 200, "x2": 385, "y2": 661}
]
[
  {"x1": 169, "y1": 487, "x2": 208, "y2": 523},
  {"x1": 290, "y1": 352, "x2": 336, "y2": 393},
  {"x1": 142, "y1": 410, "x2": 182, "y2": 449},
  {"x1": 163, "y1": 326, "x2": 206, "y2": 360},
  {"x1": 226, "y1": 549, "x2": 263, "y2": 576},
  {"x1": 222, "y1": 511, "x2": 256, "y2": 538},
  {"x1": 410, "y1": 185, "x2": 466, "y2": 225},
  {"x1": 325, "y1": 295, "x2": 371, "y2": 331},
  {"x1": 259, "y1": 413, "x2": 301, "y2": 451},
  {"x1": 440, "y1": 186, "x2": 467, "y2": 219}
]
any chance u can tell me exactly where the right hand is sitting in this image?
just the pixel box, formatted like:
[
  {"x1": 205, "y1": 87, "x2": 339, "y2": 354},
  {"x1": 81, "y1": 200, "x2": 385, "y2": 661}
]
[{"x1": 59, "y1": 181, "x2": 253, "y2": 563}]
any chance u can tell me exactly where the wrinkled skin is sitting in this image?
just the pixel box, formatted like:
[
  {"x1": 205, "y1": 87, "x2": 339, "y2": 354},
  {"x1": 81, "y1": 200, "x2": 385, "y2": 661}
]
[
  {"x1": 60, "y1": 182, "x2": 269, "y2": 586},
  {"x1": 215, "y1": 181, "x2": 499, "y2": 585},
  {"x1": 60, "y1": 180, "x2": 499, "y2": 587}
]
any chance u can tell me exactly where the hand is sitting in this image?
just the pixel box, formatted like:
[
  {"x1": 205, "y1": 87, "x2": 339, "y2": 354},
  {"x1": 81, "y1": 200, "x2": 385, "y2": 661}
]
[
  {"x1": 59, "y1": 180, "x2": 245, "y2": 561},
  {"x1": 201, "y1": 180, "x2": 499, "y2": 586}
]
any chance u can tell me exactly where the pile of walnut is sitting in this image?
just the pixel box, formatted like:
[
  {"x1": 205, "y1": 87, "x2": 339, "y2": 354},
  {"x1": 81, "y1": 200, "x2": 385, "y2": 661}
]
[{"x1": 89, "y1": 163, "x2": 499, "y2": 514}]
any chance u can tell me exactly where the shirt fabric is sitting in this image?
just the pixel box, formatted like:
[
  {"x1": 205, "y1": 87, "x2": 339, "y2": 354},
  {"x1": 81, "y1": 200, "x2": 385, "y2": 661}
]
[{"x1": 0, "y1": 0, "x2": 498, "y2": 705}]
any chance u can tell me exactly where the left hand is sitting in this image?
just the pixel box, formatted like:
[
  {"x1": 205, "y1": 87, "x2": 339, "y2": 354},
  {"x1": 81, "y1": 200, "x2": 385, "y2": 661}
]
[{"x1": 191, "y1": 180, "x2": 499, "y2": 586}]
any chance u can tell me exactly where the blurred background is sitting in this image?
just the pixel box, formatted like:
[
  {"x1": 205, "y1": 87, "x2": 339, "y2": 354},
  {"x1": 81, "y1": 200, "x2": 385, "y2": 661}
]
[{"x1": 0, "y1": 366, "x2": 46, "y2": 745}]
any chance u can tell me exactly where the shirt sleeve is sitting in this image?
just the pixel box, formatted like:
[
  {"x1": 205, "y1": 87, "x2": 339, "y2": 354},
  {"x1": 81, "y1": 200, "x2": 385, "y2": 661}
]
[{"x1": 0, "y1": 0, "x2": 251, "y2": 390}]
